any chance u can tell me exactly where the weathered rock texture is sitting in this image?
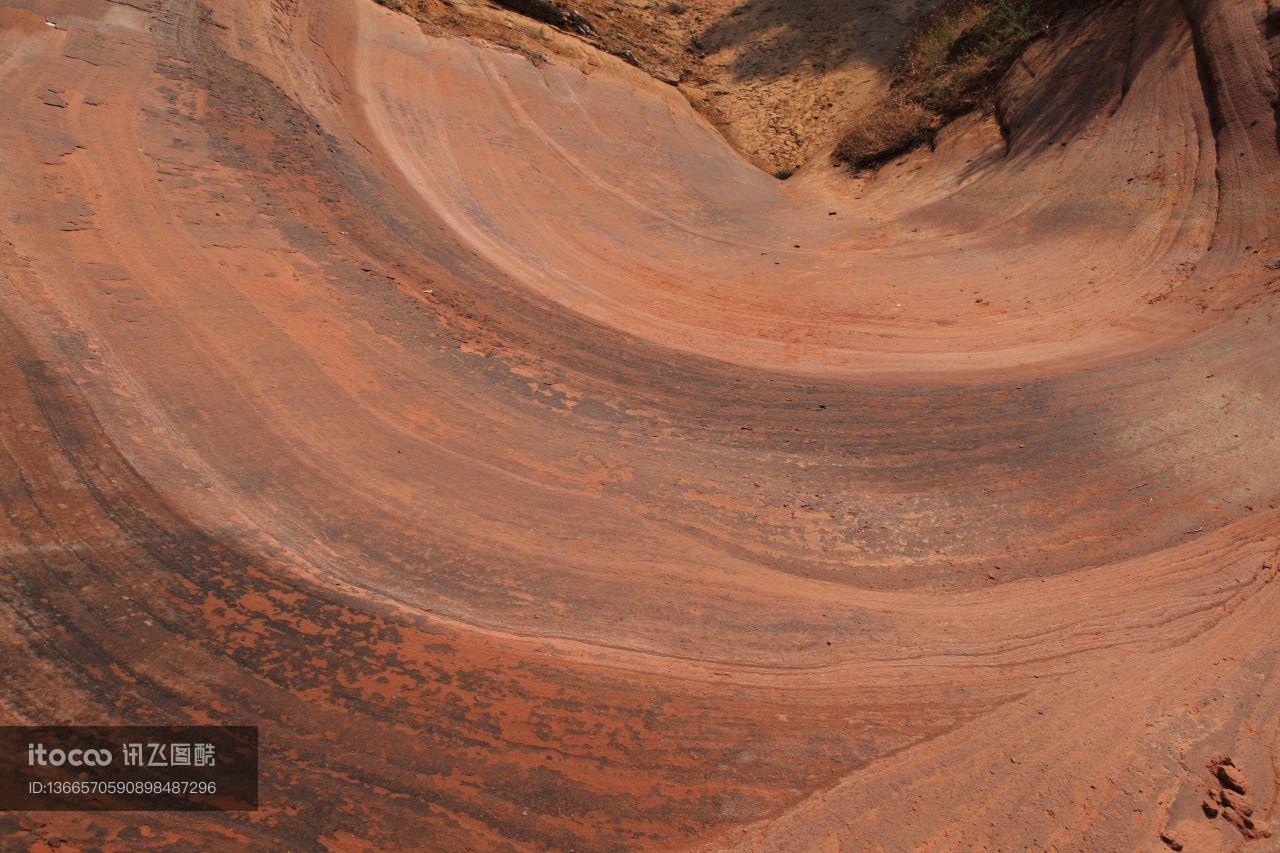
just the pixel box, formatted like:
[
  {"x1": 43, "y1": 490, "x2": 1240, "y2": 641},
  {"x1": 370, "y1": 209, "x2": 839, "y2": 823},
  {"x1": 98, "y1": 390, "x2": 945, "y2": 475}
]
[{"x1": 1, "y1": 0, "x2": 1279, "y2": 848}]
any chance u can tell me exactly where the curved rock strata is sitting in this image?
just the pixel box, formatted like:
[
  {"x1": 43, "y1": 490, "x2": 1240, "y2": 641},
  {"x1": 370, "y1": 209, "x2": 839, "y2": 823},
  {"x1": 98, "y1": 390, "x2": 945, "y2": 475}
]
[{"x1": 1, "y1": 0, "x2": 1279, "y2": 848}]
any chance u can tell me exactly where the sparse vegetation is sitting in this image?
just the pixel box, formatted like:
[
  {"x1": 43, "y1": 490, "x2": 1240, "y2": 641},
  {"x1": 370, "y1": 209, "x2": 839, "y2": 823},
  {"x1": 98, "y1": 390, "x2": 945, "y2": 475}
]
[
  {"x1": 376, "y1": 0, "x2": 1064, "y2": 175},
  {"x1": 375, "y1": 0, "x2": 431, "y2": 16},
  {"x1": 835, "y1": 0, "x2": 1056, "y2": 170}
]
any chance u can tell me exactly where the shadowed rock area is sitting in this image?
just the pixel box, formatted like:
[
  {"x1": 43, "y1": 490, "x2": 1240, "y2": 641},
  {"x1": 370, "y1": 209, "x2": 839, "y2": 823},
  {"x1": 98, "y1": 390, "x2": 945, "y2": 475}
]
[{"x1": 1, "y1": 0, "x2": 1279, "y2": 848}]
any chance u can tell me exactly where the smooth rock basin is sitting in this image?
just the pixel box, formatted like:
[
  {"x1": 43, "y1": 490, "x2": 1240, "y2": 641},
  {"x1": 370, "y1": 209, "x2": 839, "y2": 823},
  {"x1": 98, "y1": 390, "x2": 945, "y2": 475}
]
[{"x1": 1, "y1": 0, "x2": 1278, "y2": 848}]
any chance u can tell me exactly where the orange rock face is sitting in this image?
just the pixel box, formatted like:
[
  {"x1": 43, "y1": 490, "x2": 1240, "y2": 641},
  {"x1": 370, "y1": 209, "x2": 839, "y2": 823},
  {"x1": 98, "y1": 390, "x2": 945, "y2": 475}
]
[{"x1": 1, "y1": 0, "x2": 1278, "y2": 848}]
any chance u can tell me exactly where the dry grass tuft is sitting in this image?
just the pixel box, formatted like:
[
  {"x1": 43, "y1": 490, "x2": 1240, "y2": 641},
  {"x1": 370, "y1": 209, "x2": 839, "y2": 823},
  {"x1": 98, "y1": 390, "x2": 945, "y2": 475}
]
[
  {"x1": 835, "y1": 0, "x2": 1053, "y2": 170},
  {"x1": 834, "y1": 96, "x2": 936, "y2": 169}
]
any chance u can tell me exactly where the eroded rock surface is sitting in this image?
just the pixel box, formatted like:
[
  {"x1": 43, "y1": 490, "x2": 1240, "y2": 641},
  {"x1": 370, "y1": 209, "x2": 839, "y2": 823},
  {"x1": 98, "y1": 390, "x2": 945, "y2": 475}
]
[{"x1": 1, "y1": 0, "x2": 1279, "y2": 848}]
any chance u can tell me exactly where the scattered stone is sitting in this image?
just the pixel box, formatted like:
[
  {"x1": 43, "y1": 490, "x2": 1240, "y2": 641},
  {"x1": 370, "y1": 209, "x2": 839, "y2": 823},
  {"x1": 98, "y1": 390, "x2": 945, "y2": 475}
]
[
  {"x1": 1220, "y1": 788, "x2": 1252, "y2": 815},
  {"x1": 1158, "y1": 830, "x2": 1184, "y2": 851},
  {"x1": 566, "y1": 10, "x2": 593, "y2": 35},
  {"x1": 1202, "y1": 797, "x2": 1219, "y2": 818},
  {"x1": 493, "y1": 0, "x2": 593, "y2": 35},
  {"x1": 1216, "y1": 762, "x2": 1247, "y2": 793}
]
